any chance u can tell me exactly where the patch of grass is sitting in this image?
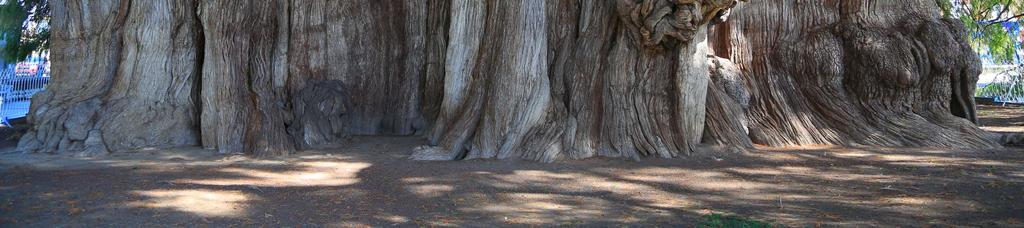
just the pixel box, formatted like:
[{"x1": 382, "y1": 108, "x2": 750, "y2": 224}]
[{"x1": 700, "y1": 213, "x2": 776, "y2": 228}]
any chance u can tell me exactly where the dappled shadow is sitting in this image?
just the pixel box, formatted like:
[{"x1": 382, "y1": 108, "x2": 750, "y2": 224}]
[
  {"x1": 1, "y1": 136, "x2": 1023, "y2": 226},
  {"x1": 127, "y1": 189, "x2": 254, "y2": 217},
  {"x1": 977, "y1": 105, "x2": 1024, "y2": 136},
  {"x1": 176, "y1": 160, "x2": 370, "y2": 187}
]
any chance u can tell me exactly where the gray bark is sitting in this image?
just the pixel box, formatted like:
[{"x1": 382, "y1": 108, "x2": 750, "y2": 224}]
[
  {"x1": 197, "y1": 0, "x2": 293, "y2": 156},
  {"x1": 414, "y1": 0, "x2": 737, "y2": 161},
  {"x1": 19, "y1": 0, "x2": 200, "y2": 156},
  {"x1": 286, "y1": 0, "x2": 428, "y2": 150},
  {"x1": 20, "y1": 0, "x2": 1000, "y2": 160},
  {"x1": 705, "y1": 0, "x2": 998, "y2": 149}
]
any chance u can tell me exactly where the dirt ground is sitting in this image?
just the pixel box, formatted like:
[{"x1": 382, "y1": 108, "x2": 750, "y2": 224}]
[
  {"x1": 0, "y1": 106, "x2": 1022, "y2": 227},
  {"x1": 978, "y1": 104, "x2": 1024, "y2": 135}
]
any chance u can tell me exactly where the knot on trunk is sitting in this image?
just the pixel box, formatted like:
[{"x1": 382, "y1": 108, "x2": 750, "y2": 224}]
[
  {"x1": 289, "y1": 80, "x2": 352, "y2": 149},
  {"x1": 617, "y1": 0, "x2": 738, "y2": 50}
]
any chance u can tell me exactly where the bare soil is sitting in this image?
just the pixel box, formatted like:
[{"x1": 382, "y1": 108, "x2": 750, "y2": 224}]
[
  {"x1": 0, "y1": 106, "x2": 1021, "y2": 227},
  {"x1": 978, "y1": 104, "x2": 1024, "y2": 134}
]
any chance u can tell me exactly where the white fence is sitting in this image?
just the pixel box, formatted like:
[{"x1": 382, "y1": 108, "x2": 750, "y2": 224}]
[
  {"x1": 0, "y1": 66, "x2": 49, "y2": 124},
  {"x1": 979, "y1": 64, "x2": 1023, "y2": 104},
  {"x1": 979, "y1": 65, "x2": 1016, "y2": 85}
]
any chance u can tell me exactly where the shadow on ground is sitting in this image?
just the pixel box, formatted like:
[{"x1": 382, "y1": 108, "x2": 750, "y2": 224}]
[{"x1": 1, "y1": 136, "x2": 1022, "y2": 227}]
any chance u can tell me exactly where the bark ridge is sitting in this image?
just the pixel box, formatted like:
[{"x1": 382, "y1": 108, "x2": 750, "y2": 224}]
[{"x1": 20, "y1": 0, "x2": 999, "y2": 161}]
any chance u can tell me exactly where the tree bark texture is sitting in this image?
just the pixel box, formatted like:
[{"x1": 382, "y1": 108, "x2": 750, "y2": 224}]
[
  {"x1": 20, "y1": 0, "x2": 999, "y2": 160},
  {"x1": 706, "y1": 0, "x2": 999, "y2": 149},
  {"x1": 198, "y1": 0, "x2": 294, "y2": 156},
  {"x1": 19, "y1": 0, "x2": 200, "y2": 156}
]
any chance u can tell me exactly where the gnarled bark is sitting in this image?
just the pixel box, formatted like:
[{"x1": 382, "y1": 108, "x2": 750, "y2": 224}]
[
  {"x1": 287, "y1": 0, "x2": 427, "y2": 140},
  {"x1": 703, "y1": 56, "x2": 752, "y2": 147},
  {"x1": 414, "y1": 0, "x2": 739, "y2": 161},
  {"x1": 706, "y1": 0, "x2": 997, "y2": 149},
  {"x1": 21, "y1": 0, "x2": 1000, "y2": 161},
  {"x1": 198, "y1": 0, "x2": 293, "y2": 156},
  {"x1": 19, "y1": 0, "x2": 200, "y2": 156}
]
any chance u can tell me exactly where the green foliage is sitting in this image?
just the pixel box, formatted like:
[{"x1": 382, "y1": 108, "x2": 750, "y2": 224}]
[
  {"x1": 700, "y1": 213, "x2": 776, "y2": 228},
  {"x1": 978, "y1": 82, "x2": 1022, "y2": 97},
  {"x1": 937, "y1": 0, "x2": 953, "y2": 17},
  {"x1": 939, "y1": 0, "x2": 1023, "y2": 64},
  {"x1": 939, "y1": 0, "x2": 1024, "y2": 101},
  {"x1": 978, "y1": 21, "x2": 1015, "y2": 63},
  {"x1": 0, "y1": 0, "x2": 48, "y2": 63}
]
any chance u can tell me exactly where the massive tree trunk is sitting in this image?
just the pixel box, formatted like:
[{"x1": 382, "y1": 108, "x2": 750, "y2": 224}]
[
  {"x1": 20, "y1": 0, "x2": 1000, "y2": 160},
  {"x1": 286, "y1": 0, "x2": 428, "y2": 149},
  {"x1": 413, "y1": 0, "x2": 736, "y2": 161},
  {"x1": 19, "y1": 0, "x2": 200, "y2": 156},
  {"x1": 197, "y1": 0, "x2": 293, "y2": 156},
  {"x1": 705, "y1": 0, "x2": 998, "y2": 149}
]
